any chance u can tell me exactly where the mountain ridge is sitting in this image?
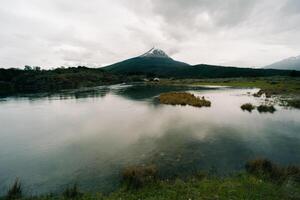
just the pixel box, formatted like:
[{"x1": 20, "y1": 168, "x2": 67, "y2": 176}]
[
  {"x1": 103, "y1": 48, "x2": 299, "y2": 78},
  {"x1": 265, "y1": 55, "x2": 300, "y2": 71}
]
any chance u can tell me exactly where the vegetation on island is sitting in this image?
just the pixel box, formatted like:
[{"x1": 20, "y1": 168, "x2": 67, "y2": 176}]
[
  {"x1": 159, "y1": 92, "x2": 211, "y2": 107},
  {"x1": 257, "y1": 105, "x2": 276, "y2": 113},
  {"x1": 241, "y1": 103, "x2": 256, "y2": 112},
  {"x1": 241, "y1": 103, "x2": 277, "y2": 113},
  {"x1": 2, "y1": 159, "x2": 299, "y2": 200},
  {"x1": 154, "y1": 77, "x2": 300, "y2": 110}
]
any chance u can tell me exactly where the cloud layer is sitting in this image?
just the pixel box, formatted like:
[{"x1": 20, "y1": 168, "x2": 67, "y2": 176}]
[{"x1": 1, "y1": 0, "x2": 300, "y2": 68}]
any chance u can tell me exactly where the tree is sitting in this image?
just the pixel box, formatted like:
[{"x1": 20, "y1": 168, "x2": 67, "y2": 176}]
[
  {"x1": 33, "y1": 66, "x2": 41, "y2": 71},
  {"x1": 24, "y1": 65, "x2": 32, "y2": 71}
]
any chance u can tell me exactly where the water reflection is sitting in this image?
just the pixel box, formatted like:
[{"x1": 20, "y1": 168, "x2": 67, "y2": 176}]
[
  {"x1": 0, "y1": 84, "x2": 299, "y2": 194},
  {"x1": 0, "y1": 86, "x2": 111, "y2": 101},
  {"x1": 115, "y1": 84, "x2": 217, "y2": 101}
]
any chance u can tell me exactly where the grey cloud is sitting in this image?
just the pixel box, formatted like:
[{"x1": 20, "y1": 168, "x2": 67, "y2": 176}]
[
  {"x1": 151, "y1": 0, "x2": 258, "y2": 27},
  {"x1": 281, "y1": 0, "x2": 300, "y2": 15},
  {"x1": 0, "y1": 0, "x2": 300, "y2": 68}
]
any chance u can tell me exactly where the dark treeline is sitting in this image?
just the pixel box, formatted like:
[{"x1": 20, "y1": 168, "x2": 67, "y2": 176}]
[
  {"x1": 106, "y1": 62, "x2": 300, "y2": 78},
  {"x1": 1, "y1": 64, "x2": 300, "y2": 95},
  {"x1": 0, "y1": 66, "x2": 124, "y2": 95}
]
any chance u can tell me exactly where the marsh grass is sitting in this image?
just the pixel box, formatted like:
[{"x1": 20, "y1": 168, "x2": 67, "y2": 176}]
[
  {"x1": 241, "y1": 103, "x2": 256, "y2": 112},
  {"x1": 63, "y1": 184, "x2": 82, "y2": 199},
  {"x1": 245, "y1": 158, "x2": 300, "y2": 184},
  {"x1": 2, "y1": 160, "x2": 300, "y2": 200},
  {"x1": 287, "y1": 99, "x2": 300, "y2": 109},
  {"x1": 122, "y1": 165, "x2": 158, "y2": 189},
  {"x1": 159, "y1": 92, "x2": 211, "y2": 107},
  {"x1": 6, "y1": 179, "x2": 22, "y2": 200}
]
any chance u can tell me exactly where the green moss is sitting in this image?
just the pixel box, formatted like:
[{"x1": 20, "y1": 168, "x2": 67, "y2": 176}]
[{"x1": 159, "y1": 92, "x2": 211, "y2": 107}]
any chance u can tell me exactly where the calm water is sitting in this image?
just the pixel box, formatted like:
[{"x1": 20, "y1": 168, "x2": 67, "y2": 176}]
[{"x1": 0, "y1": 84, "x2": 300, "y2": 194}]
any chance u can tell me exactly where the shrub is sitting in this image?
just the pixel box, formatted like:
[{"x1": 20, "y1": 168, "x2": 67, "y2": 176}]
[
  {"x1": 241, "y1": 103, "x2": 255, "y2": 112},
  {"x1": 285, "y1": 166, "x2": 300, "y2": 183},
  {"x1": 245, "y1": 159, "x2": 283, "y2": 181},
  {"x1": 6, "y1": 179, "x2": 22, "y2": 200},
  {"x1": 253, "y1": 90, "x2": 264, "y2": 97},
  {"x1": 159, "y1": 92, "x2": 211, "y2": 107},
  {"x1": 63, "y1": 184, "x2": 82, "y2": 199},
  {"x1": 122, "y1": 165, "x2": 158, "y2": 189},
  {"x1": 253, "y1": 89, "x2": 272, "y2": 98},
  {"x1": 257, "y1": 105, "x2": 276, "y2": 113}
]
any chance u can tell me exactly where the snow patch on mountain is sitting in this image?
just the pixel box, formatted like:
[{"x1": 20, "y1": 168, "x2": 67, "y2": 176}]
[{"x1": 140, "y1": 48, "x2": 171, "y2": 59}]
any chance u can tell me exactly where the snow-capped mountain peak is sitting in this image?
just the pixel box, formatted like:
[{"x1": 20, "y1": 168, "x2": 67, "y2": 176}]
[{"x1": 140, "y1": 47, "x2": 171, "y2": 58}]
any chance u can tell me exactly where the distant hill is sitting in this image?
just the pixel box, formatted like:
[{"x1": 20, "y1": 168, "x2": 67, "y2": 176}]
[
  {"x1": 265, "y1": 56, "x2": 300, "y2": 71},
  {"x1": 103, "y1": 48, "x2": 299, "y2": 78}
]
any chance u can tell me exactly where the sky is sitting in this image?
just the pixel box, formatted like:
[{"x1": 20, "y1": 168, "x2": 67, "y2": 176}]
[{"x1": 1, "y1": 0, "x2": 300, "y2": 69}]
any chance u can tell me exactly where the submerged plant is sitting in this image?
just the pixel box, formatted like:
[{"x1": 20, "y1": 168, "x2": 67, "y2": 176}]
[
  {"x1": 6, "y1": 179, "x2": 22, "y2": 200},
  {"x1": 241, "y1": 103, "x2": 255, "y2": 112}
]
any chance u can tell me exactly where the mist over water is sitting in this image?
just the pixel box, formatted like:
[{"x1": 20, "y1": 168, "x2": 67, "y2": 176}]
[{"x1": 0, "y1": 84, "x2": 299, "y2": 194}]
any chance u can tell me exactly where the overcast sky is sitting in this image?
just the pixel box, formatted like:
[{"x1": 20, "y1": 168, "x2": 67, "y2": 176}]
[{"x1": 1, "y1": 0, "x2": 300, "y2": 68}]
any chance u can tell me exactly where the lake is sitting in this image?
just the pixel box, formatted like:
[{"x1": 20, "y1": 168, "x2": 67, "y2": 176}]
[{"x1": 0, "y1": 84, "x2": 300, "y2": 194}]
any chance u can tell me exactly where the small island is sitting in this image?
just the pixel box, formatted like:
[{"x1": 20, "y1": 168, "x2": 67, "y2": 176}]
[
  {"x1": 241, "y1": 103, "x2": 256, "y2": 112},
  {"x1": 159, "y1": 92, "x2": 211, "y2": 107}
]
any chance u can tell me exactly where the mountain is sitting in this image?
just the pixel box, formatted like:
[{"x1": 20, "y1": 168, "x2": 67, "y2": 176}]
[
  {"x1": 103, "y1": 48, "x2": 190, "y2": 76},
  {"x1": 103, "y1": 48, "x2": 299, "y2": 78},
  {"x1": 265, "y1": 56, "x2": 300, "y2": 71}
]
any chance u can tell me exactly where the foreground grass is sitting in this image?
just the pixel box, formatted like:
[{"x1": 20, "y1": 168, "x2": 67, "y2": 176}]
[
  {"x1": 3, "y1": 159, "x2": 299, "y2": 200},
  {"x1": 7, "y1": 175, "x2": 298, "y2": 200},
  {"x1": 105, "y1": 175, "x2": 299, "y2": 200}
]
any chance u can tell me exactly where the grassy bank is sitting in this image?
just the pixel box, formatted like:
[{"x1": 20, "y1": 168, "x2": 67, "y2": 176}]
[
  {"x1": 2, "y1": 159, "x2": 299, "y2": 200},
  {"x1": 156, "y1": 77, "x2": 300, "y2": 94}
]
